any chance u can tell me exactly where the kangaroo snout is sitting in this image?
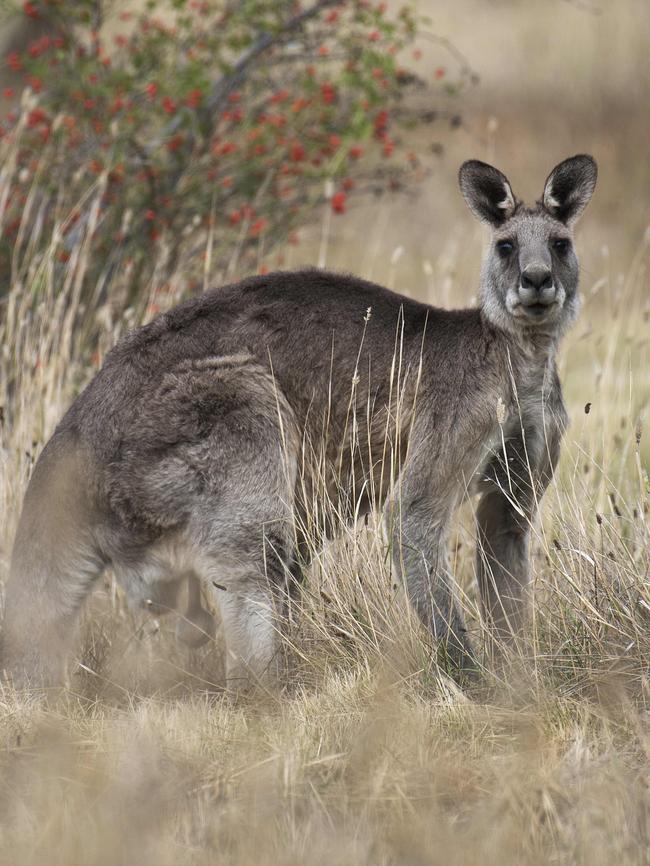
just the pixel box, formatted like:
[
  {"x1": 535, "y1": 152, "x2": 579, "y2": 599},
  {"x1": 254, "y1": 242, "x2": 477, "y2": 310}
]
[
  {"x1": 521, "y1": 264, "x2": 553, "y2": 292},
  {"x1": 519, "y1": 264, "x2": 555, "y2": 308}
]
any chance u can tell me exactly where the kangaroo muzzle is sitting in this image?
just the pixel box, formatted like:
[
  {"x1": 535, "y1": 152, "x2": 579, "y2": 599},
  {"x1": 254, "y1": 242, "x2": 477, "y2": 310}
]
[
  {"x1": 519, "y1": 265, "x2": 557, "y2": 307},
  {"x1": 518, "y1": 264, "x2": 556, "y2": 312}
]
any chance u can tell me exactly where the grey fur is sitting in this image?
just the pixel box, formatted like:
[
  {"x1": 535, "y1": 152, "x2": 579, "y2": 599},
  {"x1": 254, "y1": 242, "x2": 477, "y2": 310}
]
[{"x1": 2, "y1": 156, "x2": 596, "y2": 688}]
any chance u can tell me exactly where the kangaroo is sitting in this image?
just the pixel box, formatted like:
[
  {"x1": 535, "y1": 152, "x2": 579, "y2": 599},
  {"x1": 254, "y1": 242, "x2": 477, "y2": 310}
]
[{"x1": 1, "y1": 155, "x2": 597, "y2": 689}]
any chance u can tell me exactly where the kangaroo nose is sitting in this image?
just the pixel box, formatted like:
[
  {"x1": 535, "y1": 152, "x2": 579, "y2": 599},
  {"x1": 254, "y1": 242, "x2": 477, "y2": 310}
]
[{"x1": 521, "y1": 265, "x2": 553, "y2": 291}]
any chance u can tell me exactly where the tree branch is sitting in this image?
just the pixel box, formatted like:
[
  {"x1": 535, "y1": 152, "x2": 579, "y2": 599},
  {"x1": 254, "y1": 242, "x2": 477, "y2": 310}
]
[{"x1": 205, "y1": 0, "x2": 339, "y2": 115}]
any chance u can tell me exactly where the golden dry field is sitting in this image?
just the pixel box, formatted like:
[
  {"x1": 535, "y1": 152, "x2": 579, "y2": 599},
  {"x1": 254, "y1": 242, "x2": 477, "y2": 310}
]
[{"x1": 0, "y1": 1, "x2": 649, "y2": 863}]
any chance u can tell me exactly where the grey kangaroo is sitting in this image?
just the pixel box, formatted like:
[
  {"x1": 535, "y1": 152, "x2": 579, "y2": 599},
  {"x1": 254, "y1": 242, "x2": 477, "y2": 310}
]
[{"x1": 2, "y1": 155, "x2": 597, "y2": 689}]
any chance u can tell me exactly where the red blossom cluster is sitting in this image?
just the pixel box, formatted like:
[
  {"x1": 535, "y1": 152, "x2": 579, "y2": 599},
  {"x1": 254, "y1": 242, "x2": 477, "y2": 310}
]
[
  {"x1": 0, "y1": 0, "x2": 447, "y2": 303},
  {"x1": 22, "y1": 1, "x2": 40, "y2": 20},
  {"x1": 331, "y1": 191, "x2": 347, "y2": 213}
]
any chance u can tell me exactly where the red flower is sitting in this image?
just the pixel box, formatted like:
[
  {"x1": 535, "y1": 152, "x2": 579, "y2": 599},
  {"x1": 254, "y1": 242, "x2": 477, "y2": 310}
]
[
  {"x1": 374, "y1": 109, "x2": 388, "y2": 134},
  {"x1": 186, "y1": 88, "x2": 203, "y2": 108},
  {"x1": 435, "y1": 67, "x2": 445, "y2": 79},
  {"x1": 3, "y1": 88, "x2": 14, "y2": 99},
  {"x1": 27, "y1": 107, "x2": 47, "y2": 127},
  {"x1": 7, "y1": 52, "x2": 22, "y2": 72},
  {"x1": 321, "y1": 82, "x2": 336, "y2": 105},
  {"x1": 223, "y1": 107, "x2": 243, "y2": 123},
  {"x1": 331, "y1": 191, "x2": 347, "y2": 214},
  {"x1": 368, "y1": 30, "x2": 380, "y2": 42},
  {"x1": 249, "y1": 218, "x2": 267, "y2": 237},
  {"x1": 271, "y1": 89, "x2": 289, "y2": 104},
  {"x1": 27, "y1": 35, "x2": 51, "y2": 58},
  {"x1": 290, "y1": 143, "x2": 306, "y2": 162},
  {"x1": 145, "y1": 209, "x2": 156, "y2": 221},
  {"x1": 382, "y1": 137, "x2": 394, "y2": 157},
  {"x1": 267, "y1": 113, "x2": 286, "y2": 128},
  {"x1": 318, "y1": 45, "x2": 330, "y2": 56},
  {"x1": 212, "y1": 140, "x2": 236, "y2": 156},
  {"x1": 26, "y1": 76, "x2": 42, "y2": 93},
  {"x1": 326, "y1": 9, "x2": 339, "y2": 23},
  {"x1": 166, "y1": 133, "x2": 184, "y2": 152},
  {"x1": 145, "y1": 82, "x2": 158, "y2": 99},
  {"x1": 229, "y1": 210, "x2": 241, "y2": 225},
  {"x1": 349, "y1": 145, "x2": 363, "y2": 159},
  {"x1": 162, "y1": 96, "x2": 176, "y2": 114},
  {"x1": 342, "y1": 178, "x2": 355, "y2": 191},
  {"x1": 23, "y1": 2, "x2": 39, "y2": 19},
  {"x1": 328, "y1": 133, "x2": 341, "y2": 150}
]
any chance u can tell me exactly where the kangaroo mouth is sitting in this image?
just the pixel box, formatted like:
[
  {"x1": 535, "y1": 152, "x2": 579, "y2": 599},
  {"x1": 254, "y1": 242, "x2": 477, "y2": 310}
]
[
  {"x1": 521, "y1": 302, "x2": 555, "y2": 316},
  {"x1": 511, "y1": 299, "x2": 558, "y2": 323}
]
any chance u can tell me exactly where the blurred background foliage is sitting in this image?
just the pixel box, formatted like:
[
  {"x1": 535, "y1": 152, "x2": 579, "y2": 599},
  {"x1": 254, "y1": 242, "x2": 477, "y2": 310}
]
[{"x1": 0, "y1": 0, "x2": 471, "y2": 310}]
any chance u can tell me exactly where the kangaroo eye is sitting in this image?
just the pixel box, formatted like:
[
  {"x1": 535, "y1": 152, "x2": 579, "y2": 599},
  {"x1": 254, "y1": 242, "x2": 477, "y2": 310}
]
[
  {"x1": 552, "y1": 238, "x2": 571, "y2": 255},
  {"x1": 496, "y1": 240, "x2": 514, "y2": 257}
]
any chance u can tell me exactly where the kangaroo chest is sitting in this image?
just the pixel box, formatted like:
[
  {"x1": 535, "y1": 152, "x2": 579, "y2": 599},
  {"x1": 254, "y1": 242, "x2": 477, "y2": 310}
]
[{"x1": 471, "y1": 358, "x2": 554, "y2": 495}]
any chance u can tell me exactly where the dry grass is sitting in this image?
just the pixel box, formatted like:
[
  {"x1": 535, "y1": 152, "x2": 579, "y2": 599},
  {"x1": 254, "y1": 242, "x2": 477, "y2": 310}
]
[{"x1": 1, "y1": 1, "x2": 650, "y2": 863}]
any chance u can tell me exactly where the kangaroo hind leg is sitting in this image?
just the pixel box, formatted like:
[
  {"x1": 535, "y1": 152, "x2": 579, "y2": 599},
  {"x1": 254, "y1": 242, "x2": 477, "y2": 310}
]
[{"x1": 2, "y1": 439, "x2": 104, "y2": 689}]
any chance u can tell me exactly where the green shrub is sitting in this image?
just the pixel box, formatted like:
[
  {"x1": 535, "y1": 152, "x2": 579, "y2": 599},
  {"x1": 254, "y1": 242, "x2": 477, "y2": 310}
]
[{"x1": 0, "y1": 0, "x2": 462, "y2": 306}]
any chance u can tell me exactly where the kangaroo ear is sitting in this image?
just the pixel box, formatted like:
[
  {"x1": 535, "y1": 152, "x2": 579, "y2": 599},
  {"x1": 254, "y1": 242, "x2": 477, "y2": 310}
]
[
  {"x1": 542, "y1": 155, "x2": 597, "y2": 225},
  {"x1": 458, "y1": 160, "x2": 517, "y2": 226}
]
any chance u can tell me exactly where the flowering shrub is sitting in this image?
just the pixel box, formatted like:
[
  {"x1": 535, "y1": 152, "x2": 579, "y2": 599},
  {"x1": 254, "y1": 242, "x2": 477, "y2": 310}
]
[{"x1": 0, "y1": 0, "x2": 463, "y2": 307}]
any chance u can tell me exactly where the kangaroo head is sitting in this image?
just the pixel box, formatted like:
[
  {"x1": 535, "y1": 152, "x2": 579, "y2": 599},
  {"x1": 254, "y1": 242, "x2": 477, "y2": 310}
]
[{"x1": 459, "y1": 155, "x2": 597, "y2": 338}]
